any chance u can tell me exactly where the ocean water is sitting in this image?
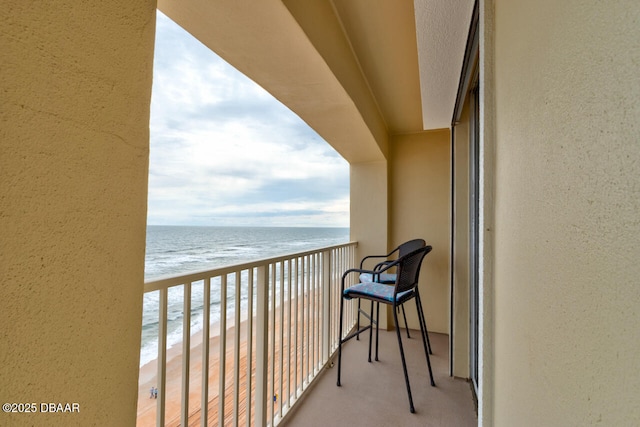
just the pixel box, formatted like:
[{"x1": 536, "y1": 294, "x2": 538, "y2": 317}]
[{"x1": 140, "y1": 226, "x2": 349, "y2": 366}]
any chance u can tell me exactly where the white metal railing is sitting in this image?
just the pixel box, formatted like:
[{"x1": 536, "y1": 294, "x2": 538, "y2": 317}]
[{"x1": 139, "y1": 242, "x2": 358, "y2": 427}]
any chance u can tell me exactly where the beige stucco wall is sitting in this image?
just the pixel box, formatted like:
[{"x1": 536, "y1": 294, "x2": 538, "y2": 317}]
[
  {"x1": 489, "y1": 0, "x2": 640, "y2": 425},
  {"x1": 453, "y1": 101, "x2": 471, "y2": 378},
  {"x1": 282, "y1": 0, "x2": 389, "y2": 158},
  {"x1": 0, "y1": 2, "x2": 155, "y2": 425},
  {"x1": 389, "y1": 130, "x2": 450, "y2": 334},
  {"x1": 350, "y1": 161, "x2": 389, "y2": 329}
]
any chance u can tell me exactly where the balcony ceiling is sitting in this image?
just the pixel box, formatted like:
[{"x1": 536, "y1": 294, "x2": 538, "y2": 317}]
[
  {"x1": 414, "y1": 0, "x2": 476, "y2": 130},
  {"x1": 157, "y1": 0, "x2": 474, "y2": 162},
  {"x1": 329, "y1": 0, "x2": 475, "y2": 132}
]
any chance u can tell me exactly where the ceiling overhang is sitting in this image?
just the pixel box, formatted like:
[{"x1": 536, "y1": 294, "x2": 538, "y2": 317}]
[
  {"x1": 157, "y1": 0, "x2": 476, "y2": 164},
  {"x1": 414, "y1": 0, "x2": 476, "y2": 130},
  {"x1": 158, "y1": 0, "x2": 388, "y2": 164}
]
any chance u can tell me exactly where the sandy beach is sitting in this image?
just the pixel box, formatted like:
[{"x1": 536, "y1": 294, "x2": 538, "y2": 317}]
[
  {"x1": 137, "y1": 313, "x2": 255, "y2": 426},
  {"x1": 137, "y1": 294, "x2": 328, "y2": 426}
]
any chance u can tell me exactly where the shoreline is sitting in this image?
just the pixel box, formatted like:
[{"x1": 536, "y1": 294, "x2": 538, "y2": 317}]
[
  {"x1": 137, "y1": 287, "x2": 327, "y2": 426},
  {"x1": 137, "y1": 313, "x2": 252, "y2": 426}
]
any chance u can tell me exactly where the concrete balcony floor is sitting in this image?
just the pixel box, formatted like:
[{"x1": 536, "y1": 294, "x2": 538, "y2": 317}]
[{"x1": 281, "y1": 330, "x2": 477, "y2": 427}]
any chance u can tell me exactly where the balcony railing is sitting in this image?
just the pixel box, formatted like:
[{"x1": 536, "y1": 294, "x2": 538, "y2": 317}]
[{"x1": 138, "y1": 242, "x2": 358, "y2": 427}]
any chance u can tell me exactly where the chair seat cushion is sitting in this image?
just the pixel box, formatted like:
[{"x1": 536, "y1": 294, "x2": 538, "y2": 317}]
[
  {"x1": 344, "y1": 282, "x2": 412, "y2": 303},
  {"x1": 359, "y1": 272, "x2": 396, "y2": 283}
]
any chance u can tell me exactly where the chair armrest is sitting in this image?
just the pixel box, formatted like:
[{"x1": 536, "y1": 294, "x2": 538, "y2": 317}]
[
  {"x1": 373, "y1": 260, "x2": 394, "y2": 272},
  {"x1": 359, "y1": 254, "x2": 387, "y2": 269},
  {"x1": 341, "y1": 261, "x2": 401, "y2": 292},
  {"x1": 359, "y1": 247, "x2": 400, "y2": 269}
]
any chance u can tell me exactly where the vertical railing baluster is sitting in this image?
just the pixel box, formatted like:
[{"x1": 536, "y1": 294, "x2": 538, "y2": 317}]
[
  {"x1": 293, "y1": 257, "x2": 299, "y2": 400},
  {"x1": 331, "y1": 249, "x2": 337, "y2": 352},
  {"x1": 218, "y1": 275, "x2": 227, "y2": 427},
  {"x1": 312, "y1": 254, "x2": 316, "y2": 377},
  {"x1": 324, "y1": 250, "x2": 336, "y2": 355},
  {"x1": 300, "y1": 256, "x2": 306, "y2": 390},
  {"x1": 339, "y1": 246, "x2": 353, "y2": 339},
  {"x1": 322, "y1": 250, "x2": 331, "y2": 363},
  {"x1": 316, "y1": 253, "x2": 321, "y2": 370},
  {"x1": 309, "y1": 253, "x2": 318, "y2": 378},
  {"x1": 317, "y1": 252, "x2": 322, "y2": 369},
  {"x1": 339, "y1": 246, "x2": 344, "y2": 344},
  {"x1": 202, "y1": 278, "x2": 211, "y2": 427},
  {"x1": 157, "y1": 288, "x2": 168, "y2": 427},
  {"x1": 329, "y1": 249, "x2": 334, "y2": 354},
  {"x1": 278, "y1": 260, "x2": 285, "y2": 418},
  {"x1": 319, "y1": 252, "x2": 323, "y2": 365},
  {"x1": 270, "y1": 263, "x2": 276, "y2": 426},
  {"x1": 255, "y1": 265, "x2": 269, "y2": 427},
  {"x1": 286, "y1": 258, "x2": 292, "y2": 410},
  {"x1": 338, "y1": 247, "x2": 342, "y2": 349},
  {"x1": 318, "y1": 253, "x2": 322, "y2": 368},
  {"x1": 351, "y1": 245, "x2": 356, "y2": 332},
  {"x1": 182, "y1": 283, "x2": 191, "y2": 427},
  {"x1": 304, "y1": 255, "x2": 313, "y2": 388},
  {"x1": 233, "y1": 271, "x2": 241, "y2": 427},
  {"x1": 308, "y1": 255, "x2": 313, "y2": 379},
  {"x1": 338, "y1": 247, "x2": 344, "y2": 347},
  {"x1": 246, "y1": 268, "x2": 254, "y2": 427},
  {"x1": 310, "y1": 256, "x2": 313, "y2": 378}
]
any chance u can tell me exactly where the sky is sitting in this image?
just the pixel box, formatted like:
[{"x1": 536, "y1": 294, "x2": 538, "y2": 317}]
[{"x1": 147, "y1": 12, "x2": 350, "y2": 228}]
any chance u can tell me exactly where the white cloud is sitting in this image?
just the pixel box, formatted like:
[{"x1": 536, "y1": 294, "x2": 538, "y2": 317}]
[{"x1": 147, "y1": 12, "x2": 349, "y2": 227}]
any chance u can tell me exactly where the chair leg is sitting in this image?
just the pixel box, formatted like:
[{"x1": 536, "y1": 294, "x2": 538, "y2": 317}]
[
  {"x1": 337, "y1": 294, "x2": 345, "y2": 387},
  {"x1": 374, "y1": 301, "x2": 380, "y2": 361},
  {"x1": 415, "y1": 291, "x2": 432, "y2": 355},
  {"x1": 367, "y1": 300, "x2": 374, "y2": 363},
  {"x1": 415, "y1": 293, "x2": 435, "y2": 387},
  {"x1": 356, "y1": 299, "x2": 361, "y2": 341},
  {"x1": 401, "y1": 305, "x2": 411, "y2": 339},
  {"x1": 394, "y1": 303, "x2": 415, "y2": 413}
]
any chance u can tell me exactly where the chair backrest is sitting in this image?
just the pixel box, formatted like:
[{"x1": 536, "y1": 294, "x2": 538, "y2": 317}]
[
  {"x1": 397, "y1": 239, "x2": 426, "y2": 257},
  {"x1": 395, "y1": 245, "x2": 432, "y2": 295}
]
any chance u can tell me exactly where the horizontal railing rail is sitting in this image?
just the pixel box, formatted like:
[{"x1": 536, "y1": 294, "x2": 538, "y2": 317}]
[{"x1": 139, "y1": 241, "x2": 358, "y2": 427}]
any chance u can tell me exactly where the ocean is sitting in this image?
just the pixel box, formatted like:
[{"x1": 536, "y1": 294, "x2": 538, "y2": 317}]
[{"x1": 140, "y1": 226, "x2": 350, "y2": 366}]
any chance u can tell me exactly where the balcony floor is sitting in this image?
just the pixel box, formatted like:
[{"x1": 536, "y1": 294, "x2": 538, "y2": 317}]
[{"x1": 281, "y1": 330, "x2": 477, "y2": 427}]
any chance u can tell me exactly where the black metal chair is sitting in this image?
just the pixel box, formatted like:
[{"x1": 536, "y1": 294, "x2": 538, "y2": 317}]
[
  {"x1": 358, "y1": 239, "x2": 432, "y2": 354},
  {"x1": 337, "y1": 246, "x2": 436, "y2": 413}
]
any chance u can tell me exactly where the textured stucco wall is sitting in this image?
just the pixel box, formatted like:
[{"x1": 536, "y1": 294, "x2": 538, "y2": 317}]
[
  {"x1": 390, "y1": 130, "x2": 451, "y2": 334},
  {"x1": 350, "y1": 161, "x2": 389, "y2": 328},
  {"x1": 283, "y1": 0, "x2": 390, "y2": 156},
  {"x1": 491, "y1": 0, "x2": 640, "y2": 425},
  {"x1": 0, "y1": 1, "x2": 155, "y2": 425}
]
